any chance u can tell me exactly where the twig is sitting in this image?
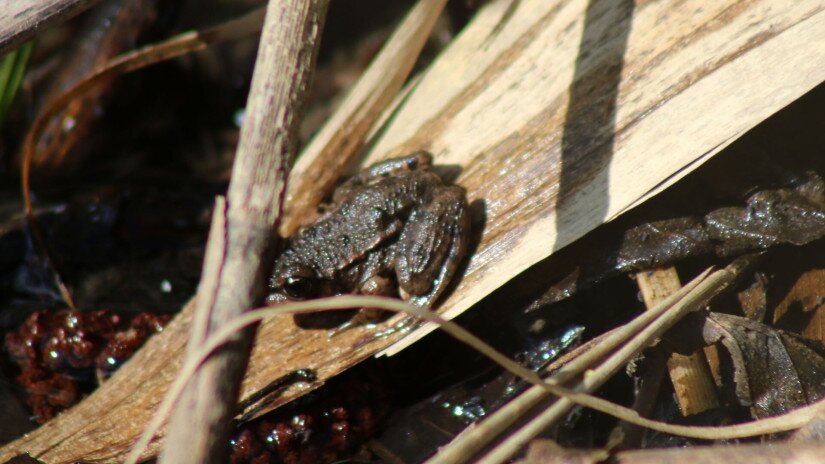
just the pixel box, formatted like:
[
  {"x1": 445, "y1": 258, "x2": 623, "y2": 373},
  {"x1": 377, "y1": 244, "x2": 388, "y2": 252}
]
[
  {"x1": 615, "y1": 345, "x2": 668, "y2": 447},
  {"x1": 21, "y1": 5, "x2": 265, "y2": 207},
  {"x1": 614, "y1": 266, "x2": 720, "y2": 447},
  {"x1": 281, "y1": 0, "x2": 448, "y2": 235},
  {"x1": 791, "y1": 390, "x2": 825, "y2": 441},
  {"x1": 18, "y1": 6, "x2": 265, "y2": 312},
  {"x1": 419, "y1": 268, "x2": 712, "y2": 464},
  {"x1": 128, "y1": 285, "x2": 825, "y2": 463},
  {"x1": 0, "y1": 0, "x2": 102, "y2": 56},
  {"x1": 431, "y1": 264, "x2": 737, "y2": 464},
  {"x1": 0, "y1": 3, "x2": 444, "y2": 462},
  {"x1": 157, "y1": 1, "x2": 328, "y2": 464},
  {"x1": 549, "y1": 268, "x2": 710, "y2": 384},
  {"x1": 470, "y1": 267, "x2": 735, "y2": 464},
  {"x1": 635, "y1": 267, "x2": 719, "y2": 416}
]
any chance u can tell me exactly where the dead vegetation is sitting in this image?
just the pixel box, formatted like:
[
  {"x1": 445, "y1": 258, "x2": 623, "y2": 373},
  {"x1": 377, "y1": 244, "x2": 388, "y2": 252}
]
[{"x1": 2, "y1": 0, "x2": 825, "y2": 463}]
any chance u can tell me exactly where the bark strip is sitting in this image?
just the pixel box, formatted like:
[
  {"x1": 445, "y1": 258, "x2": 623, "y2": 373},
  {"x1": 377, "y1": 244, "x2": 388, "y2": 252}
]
[{"x1": 158, "y1": 2, "x2": 328, "y2": 463}]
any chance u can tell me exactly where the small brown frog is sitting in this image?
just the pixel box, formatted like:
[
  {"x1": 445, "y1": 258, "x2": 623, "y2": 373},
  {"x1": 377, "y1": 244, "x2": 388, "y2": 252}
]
[{"x1": 268, "y1": 152, "x2": 470, "y2": 328}]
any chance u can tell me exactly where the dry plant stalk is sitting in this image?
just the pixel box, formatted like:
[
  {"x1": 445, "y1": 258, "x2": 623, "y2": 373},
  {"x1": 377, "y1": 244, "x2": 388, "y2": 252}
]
[
  {"x1": 372, "y1": 0, "x2": 825, "y2": 354},
  {"x1": 281, "y1": 0, "x2": 448, "y2": 235},
  {"x1": 159, "y1": 1, "x2": 328, "y2": 463},
  {"x1": 132, "y1": 291, "x2": 825, "y2": 462},
  {"x1": 4, "y1": 1, "x2": 825, "y2": 462},
  {"x1": 429, "y1": 266, "x2": 731, "y2": 464},
  {"x1": 0, "y1": 1, "x2": 443, "y2": 462},
  {"x1": 468, "y1": 266, "x2": 736, "y2": 464},
  {"x1": 18, "y1": 6, "x2": 266, "y2": 317},
  {"x1": 636, "y1": 267, "x2": 719, "y2": 416},
  {"x1": 0, "y1": 0, "x2": 102, "y2": 55}
]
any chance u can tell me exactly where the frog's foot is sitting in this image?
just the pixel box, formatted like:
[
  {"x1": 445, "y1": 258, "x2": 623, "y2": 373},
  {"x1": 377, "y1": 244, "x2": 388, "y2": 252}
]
[
  {"x1": 348, "y1": 316, "x2": 420, "y2": 346},
  {"x1": 326, "y1": 308, "x2": 387, "y2": 338},
  {"x1": 373, "y1": 315, "x2": 420, "y2": 337},
  {"x1": 395, "y1": 186, "x2": 471, "y2": 307},
  {"x1": 327, "y1": 275, "x2": 396, "y2": 338}
]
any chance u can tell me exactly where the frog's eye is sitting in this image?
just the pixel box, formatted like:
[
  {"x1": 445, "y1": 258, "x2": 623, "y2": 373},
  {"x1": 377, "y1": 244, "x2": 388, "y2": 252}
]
[{"x1": 283, "y1": 275, "x2": 319, "y2": 299}]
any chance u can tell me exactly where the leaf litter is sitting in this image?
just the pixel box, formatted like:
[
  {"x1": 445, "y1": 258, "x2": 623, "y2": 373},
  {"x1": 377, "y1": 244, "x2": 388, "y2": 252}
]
[{"x1": 5, "y1": 2, "x2": 825, "y2": 464}]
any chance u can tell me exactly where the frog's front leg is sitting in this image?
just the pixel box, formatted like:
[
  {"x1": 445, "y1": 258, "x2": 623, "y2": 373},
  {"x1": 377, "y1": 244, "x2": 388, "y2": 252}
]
[
  {"x1": 326, "y1": 273, "x2": 397, "y2": 337},
  {"x1": 394, "y1": 186, "x2": 470, "y2": 307}
]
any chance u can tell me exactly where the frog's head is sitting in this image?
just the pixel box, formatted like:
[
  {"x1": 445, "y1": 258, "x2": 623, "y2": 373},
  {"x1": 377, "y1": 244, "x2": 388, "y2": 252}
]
[{"x1": 268, "y1": 259, "x2": 321, "y2": 304}]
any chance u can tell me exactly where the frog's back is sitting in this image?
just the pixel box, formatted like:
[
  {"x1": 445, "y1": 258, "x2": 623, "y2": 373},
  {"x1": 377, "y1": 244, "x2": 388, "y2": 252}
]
[{"x1": 284, "y1": 171, "x2": 444, "y2": 279}]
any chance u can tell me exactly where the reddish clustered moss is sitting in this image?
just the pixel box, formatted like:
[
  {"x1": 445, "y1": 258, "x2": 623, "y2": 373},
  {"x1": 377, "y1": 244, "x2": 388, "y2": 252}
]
[
  {"x1": 4, "y1": 308, "x2": 170, "y2": 422},
  {"x1": 4, "y1": 308, "x2": 390, "y2": 462},
  {"x1": 229, "y1": 368, "x2": 390, "y2": 464}
]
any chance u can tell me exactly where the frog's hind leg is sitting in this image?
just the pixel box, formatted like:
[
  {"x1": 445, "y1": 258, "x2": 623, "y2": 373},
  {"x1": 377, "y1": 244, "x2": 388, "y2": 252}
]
[{"x1": 395, "y1": 186, "x2": 470, "y2": 308}]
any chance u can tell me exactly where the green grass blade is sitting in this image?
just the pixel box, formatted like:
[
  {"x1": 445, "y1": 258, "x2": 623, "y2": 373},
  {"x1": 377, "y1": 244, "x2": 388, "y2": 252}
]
[{"x1": 0, "y1": 42, "x2": 34, "y2": 128}]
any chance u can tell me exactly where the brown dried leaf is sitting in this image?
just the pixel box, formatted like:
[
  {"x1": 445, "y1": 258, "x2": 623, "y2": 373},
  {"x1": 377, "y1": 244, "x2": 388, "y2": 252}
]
[
  {"x1": 771, "y1": 268, "x2": 825, "y2": 342},
  {"x1": 528, "y1": 174, "x2": 825, "y2": 310},
  {"x1": 5, "y1": 1, "x2": 825, "y2": 462},
  {"x1": 370, "y1": 0, "x2": 825, "y2": 353},
  {"x1": 705, "y1": 173, "x2": 825, "y2": 255},
  {"x1": 693, "y1": 312, "x2": 825, "y2": 417},
  {"x1": 30, "y1": 0, "x2": 163, "y2": 175}
]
